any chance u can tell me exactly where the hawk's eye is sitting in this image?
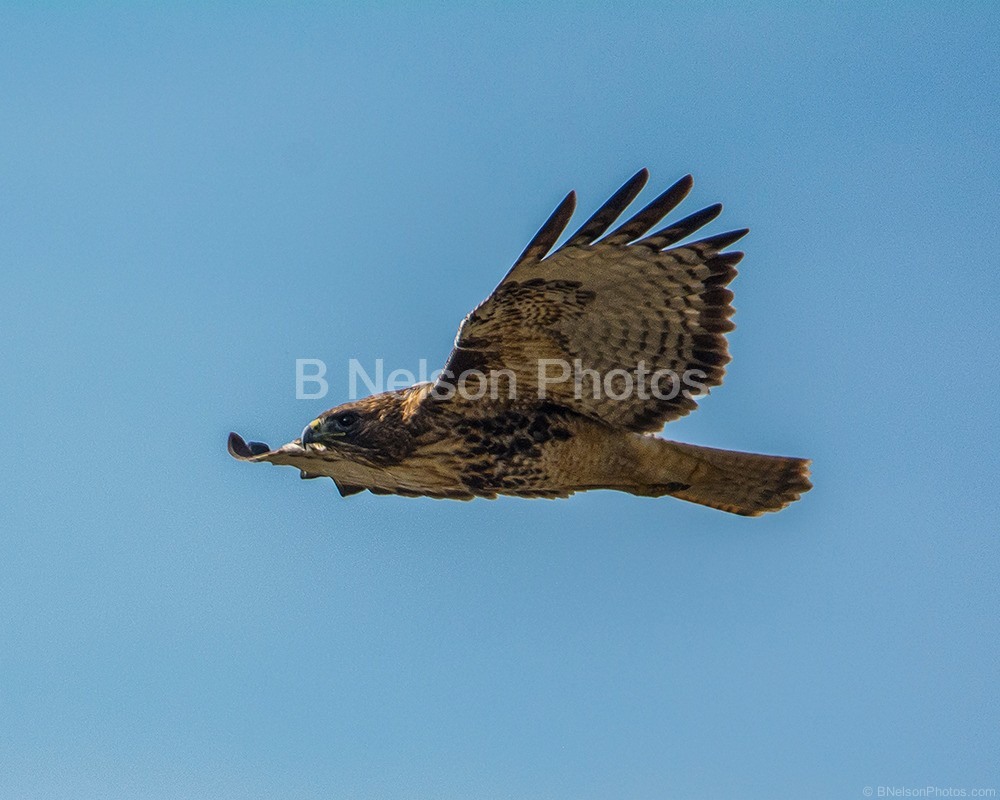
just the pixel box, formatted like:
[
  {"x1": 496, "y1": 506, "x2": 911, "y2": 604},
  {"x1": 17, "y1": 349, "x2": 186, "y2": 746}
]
[{"x1": 331, "y1": 412, "x2": 360, "y2": 430}]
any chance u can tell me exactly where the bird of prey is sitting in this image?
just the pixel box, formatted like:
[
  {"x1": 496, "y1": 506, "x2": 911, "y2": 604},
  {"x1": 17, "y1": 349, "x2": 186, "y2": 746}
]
[{"x1": 229, "y1": 170, "x2": 811, "y2": 515}]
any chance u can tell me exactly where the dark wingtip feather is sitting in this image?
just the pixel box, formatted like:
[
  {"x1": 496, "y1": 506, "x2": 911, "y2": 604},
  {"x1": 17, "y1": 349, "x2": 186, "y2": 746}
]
[
  {"x1": 602, "y1": 174, "x2": 697, "y2": 245},
  {"x1": 624, "y1": 167, "x2": 651, "y2": 187},
  {"x1": 512, "y1": 189, "x2": 577, "y2": 267},
  {"x1": 563, "y1": 168, "x2": 651, "y2": 247},
  {"x1": 703, "y1": 251, "x2": 743, "y2": 286},
  {"x1": 688, "y1": 228, "x2": 750, "y2": 253},
  {"x1": 635, "y1": 203, "x2": 724, "y2": 250}
]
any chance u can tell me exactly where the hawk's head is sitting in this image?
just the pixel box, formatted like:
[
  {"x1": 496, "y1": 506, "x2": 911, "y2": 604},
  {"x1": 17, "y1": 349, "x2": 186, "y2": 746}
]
[
  {"x1": 301, "y1": 407, "x2": 365, "y2": 449},
  {"x1": 228, "y1": 385, "x2": 430, "y2": 484},
  {"x1": 298, "y1": 390, "x2": 421, "y2": 466}
]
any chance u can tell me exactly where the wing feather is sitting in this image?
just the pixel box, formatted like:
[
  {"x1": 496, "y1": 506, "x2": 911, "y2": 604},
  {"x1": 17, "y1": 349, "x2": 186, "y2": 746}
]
[
  {"x1": 510, "y1": 191, "x2": 576, "y2": 268},
  {"x1": 562, "y1": 168, "x2": 650, "y2": 247},
  {"x1": 600, "y1": 174, "x2": 694, "y2": 245},
  {"x1": 634, "y1": 203, "x2": 723, "y2": 249},
  {"x1": 436, "y1": 171, "x2": 746, "y2": 432},
  {"x1": 684, "y1": 228, "x2": 750, "y2": 253}
]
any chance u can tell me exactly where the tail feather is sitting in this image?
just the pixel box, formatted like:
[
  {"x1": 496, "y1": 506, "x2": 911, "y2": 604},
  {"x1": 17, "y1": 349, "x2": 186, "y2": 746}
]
[{"x1": 640, "y1": 438, "x2": 812, "y2": 516}]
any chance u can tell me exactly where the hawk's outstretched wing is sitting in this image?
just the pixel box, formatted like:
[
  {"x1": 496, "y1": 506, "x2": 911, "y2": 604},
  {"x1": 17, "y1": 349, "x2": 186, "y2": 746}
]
[{"x1": 436, "y1": 169, "x2": 746, "y2": 432}]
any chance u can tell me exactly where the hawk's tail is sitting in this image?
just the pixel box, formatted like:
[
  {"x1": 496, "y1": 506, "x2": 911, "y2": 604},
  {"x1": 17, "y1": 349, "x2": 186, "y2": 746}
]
[{"x1": 636, "y1": 438, "x2": 812, "y2": 516}]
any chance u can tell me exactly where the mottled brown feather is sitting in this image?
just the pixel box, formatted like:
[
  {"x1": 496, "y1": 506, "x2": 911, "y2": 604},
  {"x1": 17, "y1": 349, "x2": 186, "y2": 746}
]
[{"x1": 438, "y1": 173, "x2": 744, "y2": 432}]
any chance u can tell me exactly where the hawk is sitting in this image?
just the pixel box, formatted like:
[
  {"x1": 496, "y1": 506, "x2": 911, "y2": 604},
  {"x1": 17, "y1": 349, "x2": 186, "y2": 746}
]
[{"x1": 229, "y1": 170, "x2": 811, "y2": 515}]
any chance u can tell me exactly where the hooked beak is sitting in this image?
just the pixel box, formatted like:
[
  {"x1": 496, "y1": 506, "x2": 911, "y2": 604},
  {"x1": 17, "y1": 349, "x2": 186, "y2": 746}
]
[{"x1": 301, "y1": 418, "x2": 322, "y2": 446}]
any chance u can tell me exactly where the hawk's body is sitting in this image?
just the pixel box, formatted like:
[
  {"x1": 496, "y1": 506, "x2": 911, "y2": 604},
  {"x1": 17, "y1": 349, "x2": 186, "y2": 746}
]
[{"x1": 229, "y1": 170, "x2": 811, "y2": 516}]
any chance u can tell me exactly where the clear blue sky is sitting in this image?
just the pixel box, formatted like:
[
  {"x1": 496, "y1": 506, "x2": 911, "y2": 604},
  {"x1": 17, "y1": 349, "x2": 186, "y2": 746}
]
[{"x1": 2, "y1": 4, "x2": 998, "y2": 798}]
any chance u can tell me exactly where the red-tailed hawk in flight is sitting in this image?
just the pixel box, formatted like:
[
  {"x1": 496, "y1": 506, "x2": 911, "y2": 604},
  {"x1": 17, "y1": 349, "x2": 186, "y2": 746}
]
[{"x1": 229, "y1": 170, "x2": 811, "y2": 515}]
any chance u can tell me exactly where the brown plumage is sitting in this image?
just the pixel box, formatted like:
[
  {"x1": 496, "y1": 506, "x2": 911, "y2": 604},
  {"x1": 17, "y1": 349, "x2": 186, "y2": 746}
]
[{"x1": 229, "y1": 170, "x2": 811, "y2": 515}]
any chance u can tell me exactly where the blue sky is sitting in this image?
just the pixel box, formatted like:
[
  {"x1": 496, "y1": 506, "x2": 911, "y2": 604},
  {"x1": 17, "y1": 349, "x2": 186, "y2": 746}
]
[{"x1": 2, "y1": 4, "x2": 998, "y2": 798}]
